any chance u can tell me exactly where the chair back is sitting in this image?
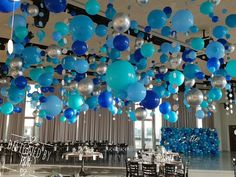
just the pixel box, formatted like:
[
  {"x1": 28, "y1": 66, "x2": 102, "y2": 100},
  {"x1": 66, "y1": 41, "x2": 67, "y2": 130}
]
[
  {"x1": 129, "y1": 161, "x2": 139, "y2": 177},
  {"x1": 142, "y1": 163, "x2": 157, "y2": 177},
  {"x1": 165, "y1": 163, "x2": 177, "y2": 176},
  {"x1": 233, "y1": 158, "x2": 236, "y2": 177}
]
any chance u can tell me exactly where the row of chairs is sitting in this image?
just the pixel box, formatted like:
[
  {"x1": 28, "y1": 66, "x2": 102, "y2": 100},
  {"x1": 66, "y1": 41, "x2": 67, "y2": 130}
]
[{"x1": 126, "y1": 160, "x2": 189, "y2": 177}]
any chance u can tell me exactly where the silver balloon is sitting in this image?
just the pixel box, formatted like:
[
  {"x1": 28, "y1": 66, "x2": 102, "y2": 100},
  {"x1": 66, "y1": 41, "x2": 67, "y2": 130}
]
[
  {"x1": 78, "y1": 78, "x2": 94, "y2": 95},
  {"x1": 10, "y1": 57, "x2": 23, "y2": 70},
  {"x1": 9, "y1": 69, "x2": 23, "y2": 78},
  {"x1": 112, "y1": 13, "x2": 130, "y2": 33},
  {"x1": 185, "y1": 79, "x2": 195, "y2": 88},
  {"x1": 226, "y1": 43, "x2": 235, "y2": 54},
  {"x1": 186, "y1": 88, "x2": 204, "y2": 106},
  {"x1": 159, "y1": 65, "x2": 168, "y2": 74},
  {"x1": 93, "y1": 87, "x2": 101, "y2": 96},
  {"x1": 169, "y1": 55, "x2": 182, "y2": 68},
  {"x1": 136, "y1": 0, "x2": 149, "y2": 5},
  {"x1": 172, "y1": 104, "x2": 179, "y2": 111},
  {"x1": 88, "y1": 56, "x2": 96, "y2": 63},
  {"x1": 27, "y1": 4, "x2": 39, "y2": 17},
  {"x1": 208, "y1": 104, "x2": 216, "y2": 112},
  {"x1": 172, "y1": 94, "x2": 179, "y2": 101},
  {"x1": 211, "y1": 76, "x2": 227, "y2": 89},
  {"x1": 46, "y1": 45, "x2": 62, "y2": 58},
  {"x1": 96, "y1": 63, "x2": 107, "y2": 75},
  {"x1": 32, "y1": 110, "x2": 39, "y2": 117},
  {"x1": 135, "y1": 107, "x2": 147, "y2": 121},
  {"x1": 0, "y1": 79, "x2": 7, "y2": 84},
  {"x1": 68, "y1": 81, "x2": 78, "y2": 91},
  {"x1": 210, "y1": 0, "x2": 221, "y2": 6},
  {"x1": 135, "y1": 38, "x2": 144, "y2": 49}
]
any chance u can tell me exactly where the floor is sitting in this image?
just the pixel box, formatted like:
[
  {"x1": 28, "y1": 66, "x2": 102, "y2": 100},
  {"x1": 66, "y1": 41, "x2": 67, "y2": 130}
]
[{"x1": 0, "y1": 151, "x2": 235, "y2": 176}]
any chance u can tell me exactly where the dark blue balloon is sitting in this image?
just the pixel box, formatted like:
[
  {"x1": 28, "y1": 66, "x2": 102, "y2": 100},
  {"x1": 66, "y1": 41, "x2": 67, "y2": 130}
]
[
  {"x1": 44, "y1": 0, "x2": 67, "y2": 13},
  {"x1": 163, "y1": 6, "x2": 172, "y2": 16},
  {"x1": 207, "y1": 58, "x2": 220, "y2": 73},
  {"x1": 15, "y1": 76, "x2": 27, "y2": 89},
  {"x1": 39, "y1": 96, "x2": 47, "y2": 103},
  {"x1": 144, "y1": 26, "x2": 152, "y2": 33},
  {"x1": 113, "y1": 34, "x2": 129, "y2": 51},
  {"x1": 55, "y1": 64, "x2": 63, "y2": 75},
  {"x1": 41, "y1": 87, "x2": 49, "y2": 93},
  {"x1": 64, "y1": 108, "x2": 75, "y2": 119},
  {"x1": 13, "y1": 107, "x2": 22, "y2": 113},
  {"x1": 72, "y1": 40, "x2": 88, "y2": 56},
  {"x1": 74, "y1": 73, "x2": 86, "y2": 82},
  {"x1": 134, "y1": 49, "x2": 144, "y2": 62},
  {"x1": 159, "y1": 102, "x2": 171, "y2": 114},
  {"x1": 98, "y1": 91, "x2": 113, "y2": 108},
  {"x1": 140, "y1": 90, "x2": 160, "y2": 110},
  {"x1": 46, "y1": 115, "x2": 54, "y2": 120},
  {"x1": 0, "y1": 0, "x2": 21, "y2": 13},
  {"x1": 196, "y1": 72, "x2": 205, "y2": 80}
]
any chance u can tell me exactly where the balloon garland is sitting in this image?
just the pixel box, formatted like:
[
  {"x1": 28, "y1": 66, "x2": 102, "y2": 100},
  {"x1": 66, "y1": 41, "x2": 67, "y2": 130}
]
[{"x1": 0, "y1": 0, "x2": 234, "y2": 126}]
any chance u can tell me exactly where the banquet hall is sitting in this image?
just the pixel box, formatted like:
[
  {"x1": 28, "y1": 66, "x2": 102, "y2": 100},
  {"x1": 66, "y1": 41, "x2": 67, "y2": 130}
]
[{"x1": 0, "y1": 0, "x2": 236, "y2": 176}]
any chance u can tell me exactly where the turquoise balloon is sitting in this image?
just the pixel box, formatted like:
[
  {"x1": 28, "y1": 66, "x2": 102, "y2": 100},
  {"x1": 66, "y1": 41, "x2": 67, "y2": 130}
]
[
  {"x1": 208, "y1": 88, "x2": 222, "y2": 101},
  {"x1": 200, "y1": 1, "x2": 214, "y2": 15},
  {"x1": 191, "y1": 38, "x2": 205, "y2": 50},
  {"x1": 39, "y1": 110, "x2": 47, "y2": 119},
  {"x1": 1, "y1": 102, "x2": 13, "y2": 115},
  {"x1": 168, "y1": 111, "x2": 178, "y2": 123},
  {"x1": 147, "y1": 9, "x2": 167, "y2": 29},
  {"x1": 22, "y1": 46, "x2": 42, "y2": 65},
  {"x1": 163, "y1": 114, "x2": 169, "y2": 120},
  {"x1": 8, "y1": 85, "x2": 26, "y2": 105},
  {"x1": 169, "y1": 70, "x2": 185, "y2": 86},
  {"x1": 225, "y1": 14, "x2": 236, "y2": 28},
  {"x1": 213, "y1": 26, "x2": 228, "y2": 39},
  {"x1": 226, "y1": 60, "x2": 236, "y2": 77},
  {"x1": 55, "y1": 22, "x2": 69, "y2": 36},
  {"x1": 106, "y1": 60, "x2": 137, "y2": 92},
  {"x1": 85, "y1": 0, "x2": 100, "y2": 15},
  {"x1": 127, "y1": 82, "x2": 146, "y2": 102},
  {"x1": 172, "y1": 10, "x2": 194, "y2": 33},
  {"x1": 60, "y1": 115, "x2": 67, "y2": 122},
  {"x1": 29, "y1": 68, "x2": 44, "y2": 81},
  {"x1": 38, "y1": 73, "x2": 53, "y2": 87},
  {"x1": 14, "y1": 27, "x2": 28, "y2": 40},
  {"x1": 86, "y1": 96, "x2": 98, "y2": 109},
  {"x1": 68, "y1": 92, "x2": 84, "y2": 110},
  {"x1": 206, "y1": 42, "x2": 225, "y2": 59},
  {"x1": 200, "y1": 100, "x2": 208, "y2": 108},
  {"x1": 195, "y1": 110, "x2": 205, "y2": 119},
  {"x1": 183, "y1": 64, "x2": 200, "y2": 79},
  {"x1": 141, "y1": 43, "x2": 156, "y2": 58},
  {"x1": 95, "y1": 25, "x2": 108, "y2": 37},
  {"x1": 41, "y1": 95, "x2": 63, "y2": 117}
]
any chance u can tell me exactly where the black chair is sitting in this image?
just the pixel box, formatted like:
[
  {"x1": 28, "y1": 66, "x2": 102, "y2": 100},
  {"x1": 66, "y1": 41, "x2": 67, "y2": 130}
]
[
  {"x1": 165, "y1": 163, "x2": 178, "y2": 177},
  {"x1": 233, "y1": 158, "x2": 236, "y2": 177},
  {"x1": 142, "y1": 163, "x2": 157, "y2": 177},
  {"x1": 130, "y1": 161, "x2": 141, "y2": 177},
  {"x1": 126, "y1": 159, "x2": 131, "y2": 177}
]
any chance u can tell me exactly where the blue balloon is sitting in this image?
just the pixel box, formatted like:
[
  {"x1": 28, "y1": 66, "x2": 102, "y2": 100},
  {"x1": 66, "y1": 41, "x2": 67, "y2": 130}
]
[
  {"x1": 72, "y1": 40, "x2": 88, "y2": 56},
  {"x1": 44, "y1": 0, "x2": 67, "y2": 13},
  {"x1": 62, "y1": 56, "x2": 76, "y2": 70},
  {"x1": 147, "y1": 9, "x2": 167, "y2": 29},
  {"x1": 226, "y1": 60, "x2": 236, "y2": 77},
  {"x1": 183, "y1": 64, "x2": 200, "y2": 79},
  {"x1": 159, "y1": 102, "x2": 171, "y2": 114},
  {"x1": 69, "y1": 15, "x2": 95, "y2": 41},
  {"x1": 13, "y1": 106, "x2": 22, "y2": 113},
  {"x1": 113, "y1": 34, "x2": 129, "y2": 51},
  {"x1": 0, "y1": 0, "x2": 20, "y2": 13},
  {"x1": 127, "y1": 82, "x2": 146, "y2": 102},
  {"x1": 8, "y1": 85, "x2": 26, "y2": 105},
  {"x1": 195, "y1": 110, "x2": 205, "y2": 119},
  {"x1": 40, "y1": 95, "x2": 63, "y2": 117},
  {"x1": 22, "y1": 46, "x2": 42, "y2": 65},
  {"x1": 64, "y1": 108, "x2": 75, "y2": 119},
  {"x1": 86, "y1": 96, "x2": 98, "y2": 109},
  {"x1": 153, "y1": 85, "x2": 166, "y2": 98},
  {"x1": 140, "y1": 90, "x2": 160, "y2": 110},
  {"x1": 208, "y1": 88, "x2": 222, "y2": 101},
  {"x1": 9, "y1": 15, "x2": 27, "y2": 30},
  {"x1": 225, "y1": 14, "x2": 236, "y2": 28},
  {"x1": 38, "y1": 73, "x2": 53, "y2": 87},
  {"x1": 196, "y1": 72, "x2": 205, "y2": 80},
  {"x1": 213, "y1": 26, "x2": 228, "y2": 39},
  {"x1": 161, "y1": 26, "x2": 171, "y2": 36},
  {"x1": 95, "y1": 25, "x2": 108, "y2": 37},
  {"x1": 85, "y1": 0, "x2": 100, "y2": 15},
  {"x1": 98, "y1": 91, "x2": 113, "y2": 108},
  {"x1": 168, "y1": 111, "x2": 178, "y2": 123},
  {"x1": 74, "y1": 59, "x2": 89, "y2": 74},
  {"x1": 207, "y1": 58, "x2": 220, "y2": 73},
  {"x1": 172, "y1": 10, "x2": 194, "y2": 33},
  {"x1": 206, "y1": 42, "x2": 225, "y2": 59},
  {"x1": 14, "y1": 76, "x2": 27, "y2": 90}
]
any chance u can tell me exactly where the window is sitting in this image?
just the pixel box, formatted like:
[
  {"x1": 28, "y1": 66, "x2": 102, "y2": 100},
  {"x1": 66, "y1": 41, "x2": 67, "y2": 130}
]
[
  {"x1": 197, "y1": 118, "x2": 203, "y2": 128},
  {"x1": 24, "y1": 84, "x2": 39, "y2": 117},
  {"x1": 24, "y1": 119, "x2": 35, "y2": 137}
]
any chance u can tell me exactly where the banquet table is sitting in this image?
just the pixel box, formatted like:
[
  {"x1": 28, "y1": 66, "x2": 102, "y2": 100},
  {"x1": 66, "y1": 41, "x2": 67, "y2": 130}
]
[{"x1": 62, "y1": 151, "x2": 103, "y2": 176}]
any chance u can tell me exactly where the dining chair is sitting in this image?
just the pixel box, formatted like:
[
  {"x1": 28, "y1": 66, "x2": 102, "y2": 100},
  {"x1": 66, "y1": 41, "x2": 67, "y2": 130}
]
[
  {"x1": 125, "y1": 159, "x2": 131, "y2": 177},
  {"x1": 233, "y1": 158, "x2": 236, "y2": 177},
  {"x1": 129, "y1": 161, "x2": 141, "y2": 177},
  {"x1": 142, "y1": 163, "x2": 157, "y2": 177},
  {"x1": 164, "y1": 163, "x2": 178, "y2": 177}
]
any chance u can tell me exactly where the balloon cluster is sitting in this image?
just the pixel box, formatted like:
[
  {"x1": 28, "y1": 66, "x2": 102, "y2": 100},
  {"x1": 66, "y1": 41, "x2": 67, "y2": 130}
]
[
  {"x1": 161, "y1": 127, "x2": 219, "y2": 155},
  {"x1": 0, "y1": 0, "x2": 234, "y2": 125}
]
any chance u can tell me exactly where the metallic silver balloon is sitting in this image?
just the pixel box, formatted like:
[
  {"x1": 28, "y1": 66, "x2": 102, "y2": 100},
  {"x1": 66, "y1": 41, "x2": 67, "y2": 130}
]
[
  {"x1": 135, "y1": 38, "x2": 144, "y2": 49},
  {"x1": 93, "y1": 87, "x2": 101, "y2": 96},
  {"x1": 96, "y1": 63, "x2": 107, "y2": 75},
  {"x1": 136, "y1": 0, "x2": 149, "y2": 5},
  {"x1": 208, "y1": 104, "x2": 216, "y2": 112},
  {"x1": 226, "y1": 43, "x2": 235, "y2": 54},
  {"x1": 78, "y1": 78, "x2": 94, "y2": 95},
  {"x1": 112, "y1": 13, "x2": 130, "y2": 33},
  {"x1": 169, "y1": 55, "x2": 182, "y2": 68},
  {"x1": 46, "y1": 45, "x2": 62, "y2": 58},
  {"x1": 135, "y1": 107, "x2": 147, "y2": 121},
  {"x1": 27, "y1": 4, "x2": 39, "y2": 17},
  {"x1": 185, "y1": 79, "x2": 195, "y2": 88},
  {"x1": 159, "y1": 65, "x2": 168, "y2": 74},
  {"x1": 88, "y1": 56, "x2": 96, "y2": 63},
  {"x1": 172, "y1": 104, "x2": 179, "y2": 111},
  {"x1": 210, "y1": 0, "x2": 221, "y2": 5},
  {"x1": 211, "y1": 76, "x2": 227, "y2": 89},
  {"x1": 68, "y1": 81, "x2": 78, "y2": 91},
  {"x1": 9, "y1": 69, "x2": 22, "y2": 78},
  {"x1": 10, "y1": 57, "x2": 23, "y2": 70},
  {"x1": 186, "y1": 88, "x2": 204, "y2": 106}
]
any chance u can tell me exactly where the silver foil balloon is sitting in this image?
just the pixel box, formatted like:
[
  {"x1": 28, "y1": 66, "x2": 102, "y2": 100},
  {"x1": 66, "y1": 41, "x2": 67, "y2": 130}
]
[
  {"x1": 186, "y1": 88, "x2": 204, "y2": 106},
  {"x1": 208, "y1": 104, "x2": 216, "y2": 112},
  {"x1": 92, "y1": 87, "x2": 101, "y2": 96},
  {"x1": 169, "y1": 55, "x2": 182, "y2": 68},
  {"x1": 185, "y1": 79, "x2": 195, "y2": 88},
  {"x1": 136, "y1": 0, "x2": 149, "y2": 5},
  {"x1": 112, "y1": 13, "x2": 130, "y2": 33},
  {"x1": 10, "y1": 57, "x2": 23, "y2": 70},
  {"x1": 27, "y1": 4, "x2": 39, "y2": 17},
  {"x1": 210, "y1": 0, "x2": 221, "y2": 5},
  {"x1": 172, "y1": 104, "x2": 179, "y2": 111},
  {"x1": 135, "y1": 107, "x2": 147, "y2": 121},
  {"x1": 211, "y1": 76, "x2": 227, "y2": 89},
  {"x1": 135, "y1": 38, "x2": 144, "y2": 49},
  {"x1": 159, "y1": 65, "x2": 168, "y2": 74},
  {"x1": 68, "y1": 81, "x2": 78, "y2": 91},
  {"x1": 96, "y1": 63, "x2": 107, "y2": 75},
  {"x1": 9, "y1": 69, "x2": 22, "y2": 78},
  {"x1": 46, "y1": 45, "x2": 62, "y2": 58},
  {"x1": 226, "y1": 43, "x2": 235, "y2": 54},
  {"x1": 78, "y1": 78, "x2": 94, "y2": 95}
]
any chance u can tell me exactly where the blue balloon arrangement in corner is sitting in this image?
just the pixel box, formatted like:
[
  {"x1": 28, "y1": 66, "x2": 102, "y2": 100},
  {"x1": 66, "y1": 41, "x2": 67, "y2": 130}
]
[{"x1": 161, "y1": 127, "x2": 220, "y2": 156}]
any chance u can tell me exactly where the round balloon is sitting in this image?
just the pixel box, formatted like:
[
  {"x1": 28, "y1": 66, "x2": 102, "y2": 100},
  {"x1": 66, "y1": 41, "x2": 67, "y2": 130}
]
[
  {"x1": 44, "y1": 0, "x2": 67, "y2": 13},
  {"x1": 206, "y1": 42, "x2": 225, "y2": 59},
  {"x1": 140, "y1": 90, "x2": 160, "y2": 110},
  {"x1": 0, "y1": 0, "x2": 21, "y2": 13},
  {"x1": 226, "y1": 14, "x2": 236, "y2": 28},
  {"x1": 159, "y1": 102, "x2": 171, "y2": 114},
  {"x1": 98, "y1": 91, "x2": 113, "y2": 108},
  {"x1": 127, "y1": 82, "x2": 146, "y2": 102},
  {"x1": 147, "y1": 9, "x2": 167, "y2": 29},
  {"x1": 172, "y1": 10, "x2": 194, "y2": 33},
  {"x1": 85, "y1": 0, "x2": 100, "y2": 15},
  {"x1": 113, "y1": 35, "x2": 129, "y2": 51},
  {"x1": 68, "y1": 92, "x2": 84, "y2": 110},
  {"x1": 1, "y1": 102, "x2": 13, "y2": 115},
  {"x1": 74, "y1": 59, "x2": 89, "y2": 74},
  {"x1": 72, "y1": 40, "x2": 88, "y2": 56},
  {"x1": 40, "y1": 95, "x2": 63, "y2": 117},
  {"x1": 168, "y1": 111, "x2": 178, "y2": 123},
  {"x1": 168, "y1": 70, "x2": 185, "y2": 86},
  {"x1": 226, "y1": 60, "x2": 236, "y2": 77}
]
